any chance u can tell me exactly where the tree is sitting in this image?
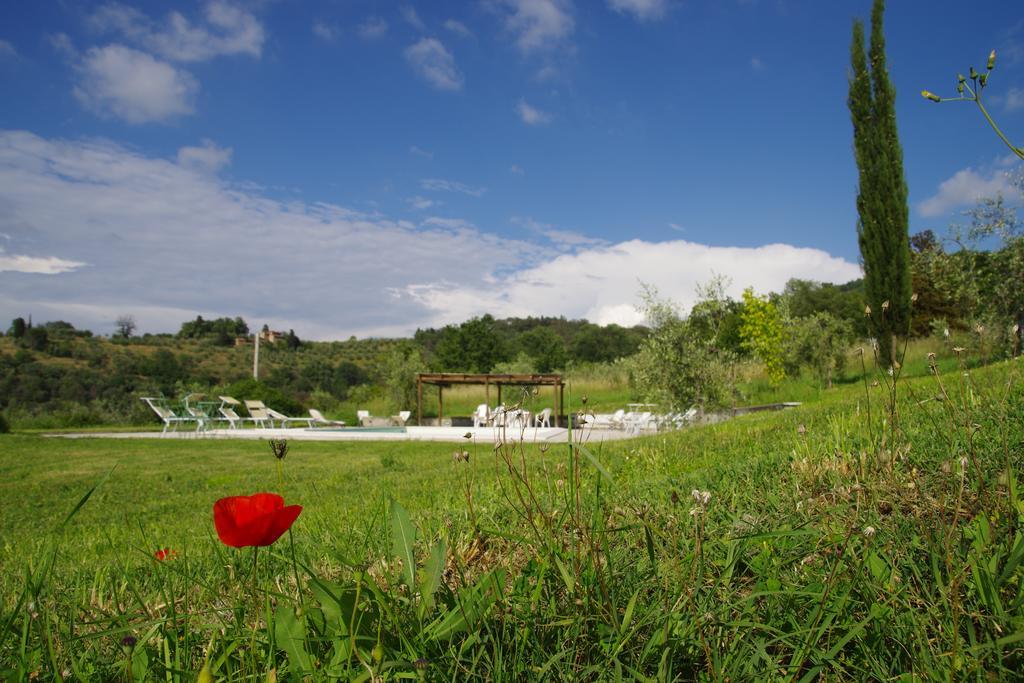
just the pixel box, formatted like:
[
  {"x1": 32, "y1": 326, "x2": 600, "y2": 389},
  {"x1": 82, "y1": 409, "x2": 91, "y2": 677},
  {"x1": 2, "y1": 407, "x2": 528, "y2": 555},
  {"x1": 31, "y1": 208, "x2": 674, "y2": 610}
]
[
  {"x1": 784, "y1": 313, "x2": 854, "y2": 389},
  {"x1": 286, "y1": 329, "x2": 301, "y2": 350},
  {"x1": 739, "y1": 288, "x2": 785, "y2": 384},
  {"x1": 519, "y1": 326, "x2": 566, "y2": 373},
  {"x1": 849, "y1": 0, "x2": 912, "y2": 366},
  {"x1": 23, "y1": 326, "x2": 49, "y2": 352},
  {"x1": 432, "y1": 315, "x2": 506, "y2": 373},
  {"x1": 8, "y1": 317, "x2": 26, "y2": 339},
  {"x1": 381, "y1": 344, "x2": 427, "y2": 412},
  {"x1": 115, "y1": 315, "x2": 136, "y2": 339},
  {"x1": 629, "y1": 283, "x2": 736, "y2": 412}
]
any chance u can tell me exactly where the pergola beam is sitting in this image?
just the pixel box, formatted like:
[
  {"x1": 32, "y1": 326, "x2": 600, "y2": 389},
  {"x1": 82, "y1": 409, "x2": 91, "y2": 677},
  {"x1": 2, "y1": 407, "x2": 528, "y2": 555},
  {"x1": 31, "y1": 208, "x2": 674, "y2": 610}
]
[{"x1": 415, "y1": 373, "x2": 565, "y2": 426}]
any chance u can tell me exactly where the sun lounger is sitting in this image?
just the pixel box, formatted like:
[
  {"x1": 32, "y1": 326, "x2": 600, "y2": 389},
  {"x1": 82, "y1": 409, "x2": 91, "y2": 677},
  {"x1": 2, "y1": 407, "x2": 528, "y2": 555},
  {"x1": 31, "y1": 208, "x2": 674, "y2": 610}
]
[
  {"x1": 309, "y1": 409, "x2": 345, "y2": 427},
  {"x1": 244, "y1": 400, "x2": 273, "y2": 428},
  {"x1": 265, "y1": 407, "x2": 314, "y2": 428},
  {"x1": 140, "y1": 397, "x2": 197, "y2": 434}
]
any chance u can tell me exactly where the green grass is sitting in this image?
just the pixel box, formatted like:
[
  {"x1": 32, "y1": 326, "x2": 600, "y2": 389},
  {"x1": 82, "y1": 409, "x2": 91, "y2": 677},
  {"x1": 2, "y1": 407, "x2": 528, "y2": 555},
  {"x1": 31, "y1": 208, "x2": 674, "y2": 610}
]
[{"x1": 1, "y1": 350, "x2": 1022, "y2": 680}]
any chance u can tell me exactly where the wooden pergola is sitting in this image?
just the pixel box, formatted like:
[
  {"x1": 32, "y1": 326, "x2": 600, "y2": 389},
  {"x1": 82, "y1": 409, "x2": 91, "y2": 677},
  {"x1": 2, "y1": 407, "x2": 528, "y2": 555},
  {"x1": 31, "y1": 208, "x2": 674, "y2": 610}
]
[{"x1": 415, "y1": 373, "x2": 565, "y2": 426}]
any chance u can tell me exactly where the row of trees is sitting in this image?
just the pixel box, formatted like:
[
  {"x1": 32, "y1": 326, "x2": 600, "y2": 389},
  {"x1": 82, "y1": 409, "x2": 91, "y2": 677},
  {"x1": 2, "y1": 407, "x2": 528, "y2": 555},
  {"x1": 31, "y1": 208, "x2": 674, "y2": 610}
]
[{"x1": 413, "y1": 316, "x2": 648, "y2": 374}]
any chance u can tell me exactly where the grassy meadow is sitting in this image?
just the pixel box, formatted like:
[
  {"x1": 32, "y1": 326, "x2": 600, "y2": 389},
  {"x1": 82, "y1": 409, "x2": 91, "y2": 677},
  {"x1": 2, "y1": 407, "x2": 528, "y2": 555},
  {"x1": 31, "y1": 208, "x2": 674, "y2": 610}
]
[{"x1": 1, "y1": 345, "x2": 1022, "y2": 680}]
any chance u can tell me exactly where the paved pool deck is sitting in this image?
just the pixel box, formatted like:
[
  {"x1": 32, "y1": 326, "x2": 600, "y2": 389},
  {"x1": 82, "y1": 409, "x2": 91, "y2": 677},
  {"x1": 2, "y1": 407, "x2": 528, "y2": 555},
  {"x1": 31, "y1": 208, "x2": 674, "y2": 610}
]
[{"x1": 45, "y1": 425, "x2": 640, "y2": 444}]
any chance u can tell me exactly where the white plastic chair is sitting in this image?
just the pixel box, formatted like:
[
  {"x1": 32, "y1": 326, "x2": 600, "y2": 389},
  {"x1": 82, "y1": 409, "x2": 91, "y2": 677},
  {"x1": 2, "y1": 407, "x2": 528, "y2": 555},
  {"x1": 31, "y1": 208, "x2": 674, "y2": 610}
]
[
  {"x1": 472, "y1": 404, "x2": 489, "y2": 428},
  {"x1": 356, "y1": 409, "x2": 371, "y2": 426},
  {"x1": 533, "y1": 407, "x2": 553, "y2": 428}
]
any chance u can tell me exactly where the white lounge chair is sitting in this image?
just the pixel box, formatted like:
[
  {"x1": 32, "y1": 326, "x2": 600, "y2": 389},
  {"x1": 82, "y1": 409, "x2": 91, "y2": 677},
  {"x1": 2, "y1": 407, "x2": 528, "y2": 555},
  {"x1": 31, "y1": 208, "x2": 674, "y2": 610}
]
[
  {"x1": 267, "y1": 407, "x2": 313, "y2": 428},
  {"x1": 217, "y1": 396, "x2": 247, "y2": 429},
  {"x1": 244, "y1": 400, "x2": 273, "y2": 429},
  {"x1": 609, "y1": 409, "x2": 627, "y2": 430},
  {"x1": 140, "y1": 397, "x2": 196, "y2": 435},
  {"x1": 356, "y1": 409, "x2": 371, "y2": 426},
  {"x1": 533, "y1": 407, "x2": 553, "y2": 428},
  {"x1": 394, "y1": 410, "x2": 411, "y2": 426},
  {"x1": 309, "y1": 409, "x2": 345, "y2": 427}
]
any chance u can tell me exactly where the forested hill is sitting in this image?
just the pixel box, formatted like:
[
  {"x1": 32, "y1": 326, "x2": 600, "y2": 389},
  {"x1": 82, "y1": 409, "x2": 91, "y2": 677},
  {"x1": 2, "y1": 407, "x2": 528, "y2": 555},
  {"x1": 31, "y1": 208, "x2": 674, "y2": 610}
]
[{"x1": 0, "y1": 314, "x2": 648, "y2": 428}]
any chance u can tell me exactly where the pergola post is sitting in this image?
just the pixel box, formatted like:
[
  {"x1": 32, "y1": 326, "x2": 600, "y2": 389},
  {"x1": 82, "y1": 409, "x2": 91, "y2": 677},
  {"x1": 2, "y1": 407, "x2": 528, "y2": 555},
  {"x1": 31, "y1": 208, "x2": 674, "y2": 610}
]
[
  {"x1": 438, "y1": 385, "x2": 444, "y2": 425},
  {"x1": 417, "y1": 375, "x2": 423, "y2": 426},
  {"x1": 552, "y1": 382, "x2": 558, "y2": 428},
  {"x1": 559, "y1": 382, "x2": 565, "y2": 428},
  {"x1": 485, "y1": 378, "x2": 490, "y2": 418}
]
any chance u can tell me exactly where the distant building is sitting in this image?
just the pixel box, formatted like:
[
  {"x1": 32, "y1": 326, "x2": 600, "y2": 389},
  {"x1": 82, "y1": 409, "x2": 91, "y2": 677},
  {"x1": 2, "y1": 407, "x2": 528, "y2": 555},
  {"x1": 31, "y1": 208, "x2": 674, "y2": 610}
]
[
  {"x1": 259, "y1": 329, "x2": 286, "y2": 344},
  {"x1": 234, "y1": 337, "x2": 250, "y2": 347}
]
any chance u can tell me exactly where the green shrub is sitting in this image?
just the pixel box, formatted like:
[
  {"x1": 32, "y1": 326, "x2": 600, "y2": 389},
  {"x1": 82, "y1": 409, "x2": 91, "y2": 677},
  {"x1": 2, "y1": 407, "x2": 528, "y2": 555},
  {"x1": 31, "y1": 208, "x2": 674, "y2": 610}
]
[{"x1": 222, "y1": 378, "x2": 303, "y2": 415}]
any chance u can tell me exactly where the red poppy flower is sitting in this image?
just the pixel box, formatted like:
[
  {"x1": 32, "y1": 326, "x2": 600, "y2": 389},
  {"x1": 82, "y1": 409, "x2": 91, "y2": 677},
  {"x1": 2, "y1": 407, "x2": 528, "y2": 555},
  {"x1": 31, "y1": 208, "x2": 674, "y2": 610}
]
[
  {"x1": 213, "y1": 493, "x2": 302, "y2": 548},
  {"x1": 154, "y1": 548, "x2": 176, "y2": 561}
]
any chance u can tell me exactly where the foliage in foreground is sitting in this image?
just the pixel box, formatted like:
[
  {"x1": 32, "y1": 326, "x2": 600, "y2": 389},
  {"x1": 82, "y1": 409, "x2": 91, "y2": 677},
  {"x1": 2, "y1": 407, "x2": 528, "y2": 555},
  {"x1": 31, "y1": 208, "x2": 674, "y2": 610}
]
[{"x1": 0, "y1": 352, "x2": 1022, "y2": 680}]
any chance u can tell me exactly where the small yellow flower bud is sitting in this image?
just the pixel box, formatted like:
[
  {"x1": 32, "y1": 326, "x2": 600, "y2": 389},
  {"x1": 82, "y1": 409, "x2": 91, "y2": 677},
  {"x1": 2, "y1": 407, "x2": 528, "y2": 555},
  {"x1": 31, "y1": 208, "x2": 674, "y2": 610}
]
[
  {"x1": 921, "y1": 90, "x2": 941, "y2": 102},
  {"x1": 988, "y1": 49, "x2": 996, "y2": 71}
]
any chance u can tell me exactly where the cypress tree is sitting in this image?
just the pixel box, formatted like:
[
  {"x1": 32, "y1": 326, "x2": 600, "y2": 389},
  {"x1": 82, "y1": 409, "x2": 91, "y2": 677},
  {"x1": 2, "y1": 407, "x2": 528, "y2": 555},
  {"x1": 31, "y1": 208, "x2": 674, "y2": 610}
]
[{"x1": 848, "y1": 0, "x2": 911, "y2": 366}]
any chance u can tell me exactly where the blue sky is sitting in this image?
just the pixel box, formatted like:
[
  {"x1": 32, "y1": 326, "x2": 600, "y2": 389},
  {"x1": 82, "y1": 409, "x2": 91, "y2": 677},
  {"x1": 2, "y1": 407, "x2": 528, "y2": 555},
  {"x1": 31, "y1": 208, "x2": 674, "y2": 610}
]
[{"x1": 0, "y1": 0, "x2": 1022, "y2": 338}]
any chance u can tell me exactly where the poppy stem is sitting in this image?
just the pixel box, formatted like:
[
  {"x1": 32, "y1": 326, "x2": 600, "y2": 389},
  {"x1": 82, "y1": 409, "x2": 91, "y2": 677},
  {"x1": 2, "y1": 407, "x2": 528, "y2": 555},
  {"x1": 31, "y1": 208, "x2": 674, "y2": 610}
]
[
  {"x1": 251, "y1": 545, "x2": 260, "y2": 628},
  {"x1": 288, "y1": 527, "x2": 302, "y2": 606}
]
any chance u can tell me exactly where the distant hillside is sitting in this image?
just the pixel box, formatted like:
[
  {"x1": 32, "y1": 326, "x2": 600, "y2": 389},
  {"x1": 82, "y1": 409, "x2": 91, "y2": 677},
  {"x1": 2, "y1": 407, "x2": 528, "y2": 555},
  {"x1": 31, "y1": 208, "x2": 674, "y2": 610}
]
[{"x1": 0, "y1": 315, "x2": 648, "y2": 427}]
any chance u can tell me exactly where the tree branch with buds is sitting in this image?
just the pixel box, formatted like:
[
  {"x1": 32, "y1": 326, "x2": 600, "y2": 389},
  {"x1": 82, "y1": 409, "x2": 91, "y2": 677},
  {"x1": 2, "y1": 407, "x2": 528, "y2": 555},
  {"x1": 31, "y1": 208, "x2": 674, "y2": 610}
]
[{"x1": 922, "y1": 50, "x2": 1023, "y2": 161}]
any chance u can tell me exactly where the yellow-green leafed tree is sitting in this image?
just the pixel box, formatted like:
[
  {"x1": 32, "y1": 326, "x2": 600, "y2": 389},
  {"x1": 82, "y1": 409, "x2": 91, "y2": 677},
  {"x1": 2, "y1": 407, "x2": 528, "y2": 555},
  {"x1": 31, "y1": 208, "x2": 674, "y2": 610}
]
[{"x1": 739, "y1": 287, "x2": 785, "y2": 385}]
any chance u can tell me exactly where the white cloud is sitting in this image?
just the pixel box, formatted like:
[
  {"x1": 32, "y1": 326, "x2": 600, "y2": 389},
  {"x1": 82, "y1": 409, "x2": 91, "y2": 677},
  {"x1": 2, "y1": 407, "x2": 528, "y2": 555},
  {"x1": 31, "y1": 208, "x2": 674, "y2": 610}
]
[
  {"x1": 74, "y1": 45, "x2": 198, "y2": 123},
  {"x1": 48, "y1": 33, "x2": 78, "y2": 59},
  {"x1": 312, "y1": 21, "x2": 338, "y2": 42},
  {"x1": 496, "y1": 0, "x2": 574, "y2": 54},
  {"x1": 399, "y1": 240, "x2": 861, "y2": 327},
  {"x1": 1004, "y1": 86, "x2": 1024, "y2": 112},
  {"x1": 0, "y1": 40, "x2": 18, "y2": 61},
  {"x1": 177, "y1": 139, "x2": 233, "y2": 173},
  {"x1": 0, "y1": 130, "x2": 861, "y2": 339},
  {"x1": 420, "y1": 178, "x2": 486, "y2": 196},
  {"x1": 0, "y1": 130, "x2": 535, "y2": 338},
  {"x1": 89, "y1": 1, "x2": 264, "y2": 62},
  {"x1": 510, "y1": 164, "x2": 525, "y2": 175},
  {"x1": 405, "y1": 38, "x2": 463, "y2": 91},
  {"x1": 512, "y1": 216, "x2": 606, "y2": 249},
  {"x1": 534, "y1": 65, "x2": 560, "y2": 82},
  {"x1": 422, "y1": 217, "x2": 478, "y2": 231},
  {"x1": 917, "y1": 165, "x2": 1018, "y2": 217},
  {"x1": 444, "y1": 19, "x2": 474, "y2": 38},
  {"x1": 407, "y1": 196, "x2": 439, "y2": 210},
  {"x1": 358, "y1": 17, "x2": 388, "y2": 39},
  {"x1": 750, "y1": 56, "x2": 765, "y2": 71},
  {"x1": 608, "y1": 0, "x2": 669, "y2": 22},
  {"x1": 668, "y1": 222, "x2": 685, "y2": 232},
  {"x1": 409, "y1": 145, "x2": 434, "y2": 158},
  {"x1": 0, "y1": 251, "x2": 86, "y2": 275},
  {"x1": 401, "y1": 6, "x2": 427, "y2": 31},
  {"x1": 517, "y1": 99, "x2": 552, "y2": 125}
]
